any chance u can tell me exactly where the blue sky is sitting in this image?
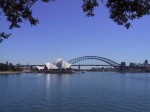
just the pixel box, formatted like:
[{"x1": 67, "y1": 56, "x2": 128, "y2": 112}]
[{"x1": 0, "y1": 0, "x2": 150, "y2": 65}]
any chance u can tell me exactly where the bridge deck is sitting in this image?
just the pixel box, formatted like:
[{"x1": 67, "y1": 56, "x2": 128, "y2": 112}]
[{"x1": 71, "y1": 65, "x2": 112, "y2": 66}]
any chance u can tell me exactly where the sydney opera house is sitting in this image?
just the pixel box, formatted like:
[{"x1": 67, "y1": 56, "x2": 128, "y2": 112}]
[{"x1": 35, "y1": 58, "x2": 72, "y2": 73}]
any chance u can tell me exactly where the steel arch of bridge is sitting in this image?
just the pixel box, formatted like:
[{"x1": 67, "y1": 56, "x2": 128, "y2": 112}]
[{"x1": 68, "y1": 56, "x2": 121, "y2": 70}]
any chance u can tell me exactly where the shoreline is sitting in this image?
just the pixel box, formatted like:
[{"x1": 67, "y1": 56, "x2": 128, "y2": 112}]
[
  {"x1": 0, "y1": 71, "x2": 23, "y2": 74},
  {"x1": 0, "y1": 71, "x2": 150, "y2": 74}
]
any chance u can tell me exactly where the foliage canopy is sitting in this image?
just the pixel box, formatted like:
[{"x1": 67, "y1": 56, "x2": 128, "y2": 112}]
[{"x1": 0, "y1": 0, "x2": 150, "y2": 42}]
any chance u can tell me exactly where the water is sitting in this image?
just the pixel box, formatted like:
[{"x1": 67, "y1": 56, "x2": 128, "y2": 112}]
[{"x1": 0, "y1": 72, "x2": 150, "y2": 112}]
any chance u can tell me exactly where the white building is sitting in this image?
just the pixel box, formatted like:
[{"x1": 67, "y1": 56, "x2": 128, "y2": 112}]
[
  {"x1": 35, "y1": 66, "x2": 45, "y2": 70},
  {"x1": 35, "y1": 58, "x2": 71, "y2": 71},
  {"x1": 53, "y1": 58, "x2": 71, "y2": 69},
  {"x1": 45, "y1": 63, "x2": 58, "y2": 70}
]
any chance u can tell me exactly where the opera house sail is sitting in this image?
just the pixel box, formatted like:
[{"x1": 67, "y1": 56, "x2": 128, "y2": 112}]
[
  {"x1": 35, "y1": 58, "x2": 72, "y2": 73},
  {"x1": 53, "y1": 58, "x2": 71, "y2": 69}
]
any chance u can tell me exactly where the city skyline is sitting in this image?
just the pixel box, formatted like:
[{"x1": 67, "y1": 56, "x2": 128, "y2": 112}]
[{"x1": 1, "y1": 0, "x2": 150, "y2": 65}]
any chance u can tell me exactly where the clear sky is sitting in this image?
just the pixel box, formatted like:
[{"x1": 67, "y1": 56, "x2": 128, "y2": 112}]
[{"x1": 0, "y1": 0, "x2": 150, "y2": 65}]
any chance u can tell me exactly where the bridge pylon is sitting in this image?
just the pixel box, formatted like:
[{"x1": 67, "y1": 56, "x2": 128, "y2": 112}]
[{"x1": 78, "y1": 65, "x2": 80, "y2": 71}]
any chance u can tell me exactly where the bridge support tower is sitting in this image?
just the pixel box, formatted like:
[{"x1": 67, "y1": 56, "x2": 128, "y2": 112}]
[
  {"x1": 78, "y1": 65, "x2": 81, "y2": 71},
  {"x1": 120, "y1": 62, "x2": 126, "y2": 72}
]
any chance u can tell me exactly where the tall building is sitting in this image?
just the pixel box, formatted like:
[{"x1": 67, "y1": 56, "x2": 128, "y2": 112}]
[{"x1": 144, "y1": 60, "x2": 148, "y2": 65}]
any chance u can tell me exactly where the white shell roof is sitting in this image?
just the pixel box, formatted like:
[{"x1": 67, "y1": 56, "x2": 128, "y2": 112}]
[
  {"x1": 53, "y1": 58, "x2": 71, "y2": 69},
  {"x1": 45, "y1": 63, "x2": 58, "y2": 70},
  {"x1": 36, "y1": 66, "x2": 45, "y2": 70},
  {"x1": 35, "y1": 58, "x2": 71, "y2": 70}
]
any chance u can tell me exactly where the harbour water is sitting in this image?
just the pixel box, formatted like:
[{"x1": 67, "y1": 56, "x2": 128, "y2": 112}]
[{"x1": 0, "y1": 72, "x2": 150, "y2": 112}]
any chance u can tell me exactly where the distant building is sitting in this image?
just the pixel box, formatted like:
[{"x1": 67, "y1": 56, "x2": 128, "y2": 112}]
[
  {"x1": 0, "y1": 62, "x2": 6, "y2": 71},
  {"x1": 129, "y1": 62, "x2": 144, "y2": 67},
  {"x1": 129, "y1": 62, "x2": 136, "y2": 67},
  {"x1": 145, "y1": 60, "x2": 148, "y2": 65},
  {"x1": 143, "y1": 60, "x2": 149, "y2": 67}
]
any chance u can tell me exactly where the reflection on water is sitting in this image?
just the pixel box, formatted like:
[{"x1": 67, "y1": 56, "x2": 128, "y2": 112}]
[
  {"x1": 46, "y1": 74, "x2": 51, "y2": 89},
  {"x1": 0, "y1": 72, "x2": 150, "y2": 112},
  {"x1": 45, "y1": 74, "x2": 51, "y2": 98}
]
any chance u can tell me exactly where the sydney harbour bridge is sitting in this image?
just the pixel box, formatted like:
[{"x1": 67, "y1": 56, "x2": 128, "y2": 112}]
[{"x1": 68, "y1": 56, "x2": 123, "y2": 71}]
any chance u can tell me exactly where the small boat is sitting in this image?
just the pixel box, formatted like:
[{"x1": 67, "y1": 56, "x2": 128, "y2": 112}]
[{"x1": 82, "y1": 71, "x2": 85, "y2": 73}]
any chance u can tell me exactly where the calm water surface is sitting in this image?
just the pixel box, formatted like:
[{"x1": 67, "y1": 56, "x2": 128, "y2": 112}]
[{"x1": 0, "y1": 72, "x2": 150, "y2": 112}]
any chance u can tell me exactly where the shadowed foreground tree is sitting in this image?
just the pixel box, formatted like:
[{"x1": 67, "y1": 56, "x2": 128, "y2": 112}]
[{"x1": 0, "y1": 0, "x2": 150, "y2": 42}]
